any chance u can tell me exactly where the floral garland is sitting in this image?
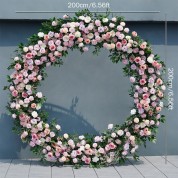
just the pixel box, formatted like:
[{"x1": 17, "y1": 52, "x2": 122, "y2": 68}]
[{"x1": 5, "y1": 10, "x2": 166, "y2": 168}]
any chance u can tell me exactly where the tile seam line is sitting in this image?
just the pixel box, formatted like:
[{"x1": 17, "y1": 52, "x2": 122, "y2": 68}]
[
  {"x1": 4, "y1": 159, "x2": 12, "y2": 178},
  {"x1": 161, "y1": 156, "x2": 178, "y2": 168},
  {"x1": 127, "y1": 159, "x2": 145, "y2": 178},
  {"x1": 113, "y1": 165, "x2": 122, "y2": 178},
  {"x1": 143, "y1": 156, "x2": 168, "y2": 178}
]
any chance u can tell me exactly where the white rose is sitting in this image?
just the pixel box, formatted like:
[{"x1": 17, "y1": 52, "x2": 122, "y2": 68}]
[
  {"x1": 63, "y1": 133, "x2": 69, "y2": 139},
  {"x1": 151, "y1": 95, "x2": 157, "y2": 101},
  {"x1": 112, "y1": 17, "x2": 117, "y2": 22},
  {"x1": 117, "y1": 130, "x2": 124, "y2": 136},
  {"x1": 134, "y1": 117, "x2": 139, "y2": 123},
  {"x1": 131, "y1": 109, "x2": 136, "y2": 115},
  {"x1": 115, "y1": 139, "x2": 121, "y2": 144},
  {"x1": 36, "y1": 103, "x2": 41, "y2": 110},
  {"x1": 161, "y1": 85, "x2": 166, "y2": 90},
  {"x1": 19, "y1": 100, "x2": 24, "y2": 105},
  {"x1": 31, "y1": 111, "x2": 38, "y2": 118},
  {"x1": 37, "y1": 122, "x2": 43, "y2": 130},
  {"x1": 36, "y1": 140, "x2": 41, "y2": 145},
  {"x1": 94, "y1": 136, "x2": 102, "y2": 142},
  {"x1": 36, "y1": 92, "x2": 43, "y2": 98},
  {"x1": 92, "y1": 156, "x2": 99, "y2": 163},
  {"x1": 79, "y1": 135, "x2": 85, "y2": 140},
  {"x1": 131, "y1": 148, "x2": 136, "y2": 153},
  {"x1": 159, "y1": 101, "x2": 164, "y2": 107},
  {"x1": 147, "y1": 57, "x2": 153, "y2": 63},
  {"x1": 84, "y1": 16, "x2": 91, "y2": 23},
  {"x1": 102, "y1": 18, "x2": 108, "y2": 23},
  {"x1": 93, "y1": 143, "x2": 97, "y2": 148},
  {"x1": 45, "y1": 123, "x2": 49, "y2": 128},
  {"x1": 56, "y1": 124, "x2": 61, "y2": 130},
  {"x1": 52, "y1": 21, "x2": 57, "y2": 26},
  {"x1": 108, "y1": 124, "x2": 113, "y2": 130},
  {"x1": 63, "y1": 35, "x2": 69, "y2": 42},
  {"x1": 87, "y1": 33, "x2": 94, "y2": 39},
  {"x1": 85, "y1": 144, "x2": 90, "y2": 149},
  {"x1": 147, "y1": 131, "x2": 151, "y2": 136},
  {"x1": 12, "y1": 114, "x2": 17, "y2": 118},
  {"x1": 129, "y1": 136, "x2": 135, "y2": 141},
  {"x1": 79, "y1": 16, "x2": 85, "y2": 20},
  {"x1": 38, "y1": 32, "x2": 44, "y2": 38},
  {"x1": 78, "y1": 42, "x2": 84, "y2": 47},
  {"x1": 23, "y1": 104, "x2": 28, "y2": 108},
  {"x1": 144, "y1": 120, "x2": 150, "y2": 126},
  {"x1": 81, "y1": 140, "x2": 86, "y2": 146},
  {"x1": 148, "y1": 83, "x2": 154, "y2": 88},
  {"x1": 79, "y1": 146, "x2": 85, "y2": 151},
  {"x1": 50, "y1": 132, "x2": 55, "y2": 137},
  {"x1": 126, "y1": 35, "x2": 131, "y2": 40},
  {"x1": 124, "y1": 28, "x2": 129, "y2": 33},
  {"x1": 16, "y1": 104, "x2": 20, "y2": 109},
  {"x1": 14, "y1": 57, "x2": 19, "y2": 61},
  {"x1": 68, "y1": 139, "x2": 74, "y2": 145},
  {"x1": 37, "y1": 75, "x2": 42, "y2": 81},
  {"x1": 25, "y1": 85, "x2": 31, "y2": 91},
  {"x1": 57, "y1": 46, "x2": 63, "y2": 52},
  {"x1": 109, "y1": 23, "x2": 115, "y2": 28},
  {"x1": 23, "y1": 47, "x2": 29, "y2": 52},
  {"x1": 10, "y1": 102, "x2": 16, "y2": 108},
  {"x1": 120, "y1": 22, "x2": 126, "y2": 26},
  {"x1": 31, "y1": 119, "x2": 37, "y2": 124},
  {"x1": 111, "y1": 132, "x2": 116, "y2": 138},
  {"x1": 127, "y1": 48, "x2": 133, "y2": 54},
  {"x1": 46, "y1": 146, "x2": 51, "y2": 151},
  {"x1": 75, "y1": 31, "x2": 81, "y2": 38},
  {"x1": 140, "y1": 122, "x2": 146, "y2": 128}
]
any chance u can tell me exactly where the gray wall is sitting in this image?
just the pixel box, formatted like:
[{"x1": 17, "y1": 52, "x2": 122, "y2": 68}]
[
  {"x1": 1, "y1": 0, "x2": 178, "y2": 21},
  {"x1": 0, "y1": 1, "x2": 178, "y2": 158}
]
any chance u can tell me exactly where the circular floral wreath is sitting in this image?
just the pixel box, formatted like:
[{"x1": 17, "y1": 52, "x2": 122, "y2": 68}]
[{"x1": 5, "y1": 10, "x2": 166, "y2": 168}]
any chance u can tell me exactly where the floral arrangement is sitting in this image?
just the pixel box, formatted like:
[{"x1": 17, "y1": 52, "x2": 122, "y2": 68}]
[{"x1": 5, "y1": 10, "x2": 166, "y2": 168}]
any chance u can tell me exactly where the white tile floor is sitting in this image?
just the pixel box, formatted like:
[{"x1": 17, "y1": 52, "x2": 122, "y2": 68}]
[{"x1": 0, "y1": 156, "x2": 178, "y2": 178}]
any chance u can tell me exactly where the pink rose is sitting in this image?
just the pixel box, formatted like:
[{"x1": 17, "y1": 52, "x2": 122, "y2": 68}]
[
  {"x1": 116, "y1": 42, "x2": 122, "y2": 49},
  {"x1": 49, "y1": 45, "x2": 56, "y2": 51},
  {"x1": 26, "y1": 53, "x2": 33, "y2": 59},
  {"x1": 124, "y1": 28, "x2": 129, "y2": 33},
  {"x1": 109, "y1": 142, "x2": 116, "y2": 150},
  {"x1": 140, "y1": 78, "x2": 146, "y2": 85},
  {"x1": 14, "y1": 63, "x2": 21, "y2": 70},
  {"x1": 140, "y1": 42, "x2": 147, "y2": 49},
  {"x1": 134, "y1": 57, "x2": 141, "y2": 63},
  {"x1": 29, "y1": 141, "x2": 35, "y2": 147},
  {"x1": 12, "y1": 90, "x2": 18, "y2": 97},
  {"x1": 122, "y1": 59, "x2": 128, "y2": 64},
  {"x1": 84, "y1": 157, "x2": 91, "y2": 164}
]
